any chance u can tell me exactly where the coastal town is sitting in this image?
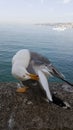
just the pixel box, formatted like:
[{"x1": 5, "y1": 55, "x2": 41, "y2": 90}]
[{"x1": 36, "y1": 22, "x2": 73, "y2": 29}]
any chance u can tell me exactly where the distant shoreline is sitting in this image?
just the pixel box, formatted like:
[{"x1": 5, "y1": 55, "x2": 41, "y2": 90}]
[{"x1": 35, "y1": 22, "x2": 73, "y2": 29}]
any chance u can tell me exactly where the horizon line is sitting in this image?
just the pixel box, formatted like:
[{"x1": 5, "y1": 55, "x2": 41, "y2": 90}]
[{"x1": 0, "y1": 21, "x2": 73, "y2": 25}]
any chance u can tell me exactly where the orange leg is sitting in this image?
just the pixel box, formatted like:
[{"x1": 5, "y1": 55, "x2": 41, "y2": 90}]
[{"x1": 16, "y1": 86, "x2": 29, "y2": 93}]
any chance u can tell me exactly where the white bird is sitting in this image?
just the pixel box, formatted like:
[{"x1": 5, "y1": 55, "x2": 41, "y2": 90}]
[{"x1": 12, "y1": 49, "x2": 73, "y2": 103}]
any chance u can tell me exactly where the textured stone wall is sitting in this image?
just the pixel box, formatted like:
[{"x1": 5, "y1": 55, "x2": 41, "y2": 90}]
[{"x1": 0, "y1": 82, "x2": 73, "y2": 130}]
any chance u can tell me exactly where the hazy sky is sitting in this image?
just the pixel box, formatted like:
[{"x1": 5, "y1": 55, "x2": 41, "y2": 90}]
[{"x1": 0, "y1": 0, "x2": 73, "y2": 24}]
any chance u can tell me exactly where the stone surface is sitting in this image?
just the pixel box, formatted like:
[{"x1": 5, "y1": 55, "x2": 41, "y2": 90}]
[{"x1": 0, "y1": 82, "x2": 73, "y2": 130}]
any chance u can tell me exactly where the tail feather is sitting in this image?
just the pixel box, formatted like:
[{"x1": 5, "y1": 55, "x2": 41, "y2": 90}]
[
  {"x1": 52, "y1": 68, "x2": 73, "y2": 87},
  {"x1": 52, "y1": 93, "x2": 71, "y2": 109},
  {"x1": 60, "y1": 78, "x2": 73, "y2": 87},
  {"x1": 47, "y1": 64, "x2": 73, "y2": 87}
]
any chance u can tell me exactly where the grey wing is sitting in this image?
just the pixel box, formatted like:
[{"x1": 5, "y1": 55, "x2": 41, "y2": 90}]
[
  {"x1": 28, "y1": 51, "x2": 65, "y2": 79},
  {"x1": 47, "y1": 64, "x2": 65, "y2": 79},
  {"x1": 30, "y1": 51, "x2": 51, "y2": 65},
  {"x1": 27, "y1": 61, "x2": 36, "y2": 74},
  {"x1": 27, "y1": 51, "x2": 51, "y2": 74}
]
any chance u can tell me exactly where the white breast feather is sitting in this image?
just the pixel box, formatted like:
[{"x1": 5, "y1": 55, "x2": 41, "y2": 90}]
[
  {"x1": 12, "y1": 49, "x2": 30, "y2": 80},
  {"x1": 12, "y1": 49, "x2": 30, "y2": 68}
]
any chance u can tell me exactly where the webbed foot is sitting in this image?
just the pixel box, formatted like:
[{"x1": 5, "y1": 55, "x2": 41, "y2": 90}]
[{"x1": 16, "y1": 87, "x2": 29, "y2": 93}]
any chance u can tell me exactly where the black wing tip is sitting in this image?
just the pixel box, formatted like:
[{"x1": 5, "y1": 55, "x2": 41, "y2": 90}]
[
  {"x1": 61, "y1": 78, "x2": 73, "y2": 87},
  {"x1": 52, "y1": 94, "x2": 71, "y2": 109}
]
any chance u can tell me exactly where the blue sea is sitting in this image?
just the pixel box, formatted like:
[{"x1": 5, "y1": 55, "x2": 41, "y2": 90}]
[{"x1": 0, "y1": 24, "x2": 73, "y2": 83}]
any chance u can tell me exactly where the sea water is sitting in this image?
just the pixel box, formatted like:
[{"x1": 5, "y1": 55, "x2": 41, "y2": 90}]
[{"x1": 0, "y1": 24, "x2": 73, "y2": 82}]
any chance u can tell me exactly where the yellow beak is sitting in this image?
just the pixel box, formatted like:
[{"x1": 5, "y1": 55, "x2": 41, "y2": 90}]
[{"x1": 28, "y1": 73, "x2": 39, "y2": 80}]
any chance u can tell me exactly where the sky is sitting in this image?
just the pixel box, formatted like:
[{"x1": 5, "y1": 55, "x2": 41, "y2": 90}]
[{"x1": 0, "y1": 0, "x2": 73, "y2": 24}]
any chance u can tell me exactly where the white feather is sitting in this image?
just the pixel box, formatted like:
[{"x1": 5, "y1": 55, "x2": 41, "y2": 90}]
[
  {"x1": 12, "y1": 49, "x2": 30, "y2": 68},
  {"x1": 38, "y1": 70, "x2": 52, "y2": 102},
  {"x1": 12, "y1": 49, "x2": 30, "y2": 80}
]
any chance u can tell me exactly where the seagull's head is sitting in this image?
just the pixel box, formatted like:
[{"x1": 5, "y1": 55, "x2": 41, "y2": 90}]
[
  {"x1": 12, "y1": 49, "x2": 39, "y2": 81},
  {"x1": 12, "y1": 65, "x2": 39, "y2": 81}
]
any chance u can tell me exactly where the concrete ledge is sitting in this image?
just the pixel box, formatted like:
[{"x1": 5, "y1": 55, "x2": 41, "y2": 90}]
[{"x1": 0, "y1": 82, "x2": 73, "y2": 130}]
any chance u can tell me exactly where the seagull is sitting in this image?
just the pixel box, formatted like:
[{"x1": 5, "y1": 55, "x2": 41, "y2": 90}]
[{"x1": 12, "y1": 49, "x2": 73, "y2": 103}]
